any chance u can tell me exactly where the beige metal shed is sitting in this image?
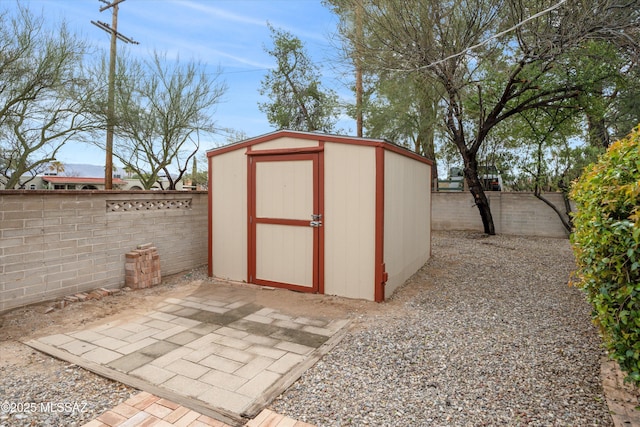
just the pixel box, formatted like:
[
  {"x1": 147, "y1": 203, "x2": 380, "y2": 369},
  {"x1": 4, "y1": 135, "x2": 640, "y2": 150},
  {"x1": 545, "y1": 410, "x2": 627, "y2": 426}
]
[{"x1": 207, "y1": 130, "x2": 432, "y2": 302}]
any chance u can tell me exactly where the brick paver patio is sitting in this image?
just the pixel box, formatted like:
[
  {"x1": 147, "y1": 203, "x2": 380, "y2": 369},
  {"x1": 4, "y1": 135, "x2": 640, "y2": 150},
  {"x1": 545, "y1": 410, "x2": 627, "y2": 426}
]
[{"x1": 81, "y1": 391, "x2": 314, "y2": 427}]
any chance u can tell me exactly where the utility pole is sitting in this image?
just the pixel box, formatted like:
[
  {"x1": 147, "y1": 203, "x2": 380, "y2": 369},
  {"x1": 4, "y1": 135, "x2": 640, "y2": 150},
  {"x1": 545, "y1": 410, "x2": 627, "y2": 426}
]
[
  {"x1": 354, "y1": 1, "x2": 364, "y2": 138},
  {"x1": 92, "y1": 0, "x2": 138, "y2": 190}
]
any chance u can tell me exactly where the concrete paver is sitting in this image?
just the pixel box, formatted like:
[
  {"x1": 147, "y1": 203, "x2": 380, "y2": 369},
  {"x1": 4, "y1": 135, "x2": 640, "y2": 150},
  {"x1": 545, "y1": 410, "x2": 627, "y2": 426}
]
[
  {"x1": 28, "y1": 284, "x2": 348, "y2": 426},
  {"x1": 71, "y1": 330, "x2": 108, "y2": 342},
  {"x1": 198, "y1": 354, "x2": 244, "y2": 373},
  {"x1": 200, "y1": 369, "x2": 248, "y2": 391},
  {"x1": 165, "y1": 358, "x2": 210, "y2": 379},
  {"x1": 234, "y1": 357, "x2": 275, "y2": 380},
  {"x1": 108, "y1": 351, "x2": 154, "y2": 372},
  {"x1": 118, "y1": 337, "x2": 158, "y2": 354},
  {"x1": 59, "y1": 339, "x2": 98, "y2": 355},
  {"x1": 236, "y1": 371, "x2": 283, "y2": 399},
  {"x1": 92, "y1": 336, "x2": 130, "y2": 350},
  {"x1": 83, "y1": 347, "x2": 123, "y2": 364},
  {"x1": 268, "y1": 353, "x2": 305, "y2": 375},
  {"x1": 37, "y1": 333, "x2": 75, "y2": 346},
  {"x1": 130, "y1": 364, "x2": 176, "y2": 383},
  {"x1": 199, "y1": 387, "x2": 254, "y2": 414}
]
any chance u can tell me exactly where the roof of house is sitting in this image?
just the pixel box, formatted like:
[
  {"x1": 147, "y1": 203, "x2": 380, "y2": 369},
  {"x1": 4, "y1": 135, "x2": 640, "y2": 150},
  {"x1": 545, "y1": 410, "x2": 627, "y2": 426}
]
[{"x1": 41, "y1": 176, "x2": 127, "y2": 185}]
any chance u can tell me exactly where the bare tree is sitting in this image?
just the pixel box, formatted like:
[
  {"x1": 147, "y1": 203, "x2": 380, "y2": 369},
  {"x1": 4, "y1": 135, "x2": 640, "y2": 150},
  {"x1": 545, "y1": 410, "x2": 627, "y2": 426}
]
[
  {"x1": 330, "y1": 0, "x2": 640, "y2": 234},
  {"x1": 89, "y1": 51, "x2": 227, "y2": 190},
  {"x1": 0, "y1": 5, "x2": 96, "y2": 189}
]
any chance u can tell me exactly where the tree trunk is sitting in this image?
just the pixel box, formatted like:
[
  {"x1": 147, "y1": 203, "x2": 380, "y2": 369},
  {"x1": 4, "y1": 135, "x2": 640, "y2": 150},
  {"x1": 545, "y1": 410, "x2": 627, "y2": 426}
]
[
  {"x1": 557, "y1": 175, "x2": 574, "y2": 231},
  {"x1": 415, "y1": 131, "x2": 438, "y2": 183},
  {"x1": 444, "y1": 81, "x2": 496, "y2": 234},
  {"x1": 586, "y1": 84, "x2": 611, "y2": 149},
  {"x1": 587, "y1": 113, "x2": 610, "y2": 149},
  {"x1": 533, "y1": 191, "x2": 572, "y2": 234},
  {"x1": 463, "y1": 154, "x2": 496, "y2": 235}
]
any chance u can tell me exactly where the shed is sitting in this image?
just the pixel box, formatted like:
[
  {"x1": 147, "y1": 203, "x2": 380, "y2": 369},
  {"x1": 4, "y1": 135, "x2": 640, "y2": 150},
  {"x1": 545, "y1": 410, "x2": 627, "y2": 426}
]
[{"x1": 207, "y1": 130, "x2": 432, "y2": 302}]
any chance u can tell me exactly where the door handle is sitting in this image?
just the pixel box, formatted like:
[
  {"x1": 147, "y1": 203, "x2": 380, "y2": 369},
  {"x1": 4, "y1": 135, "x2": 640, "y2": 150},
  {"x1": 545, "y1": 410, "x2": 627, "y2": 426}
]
[{"x1": 310, "y1": 213, "x2": 322, "y2": 227}]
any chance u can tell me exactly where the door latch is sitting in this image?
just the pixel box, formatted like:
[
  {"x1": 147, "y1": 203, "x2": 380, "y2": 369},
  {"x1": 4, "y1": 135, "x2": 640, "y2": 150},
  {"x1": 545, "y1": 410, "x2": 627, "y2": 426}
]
[{"x1": 310, "y1": 214, "x2": 323, "y2": 227}]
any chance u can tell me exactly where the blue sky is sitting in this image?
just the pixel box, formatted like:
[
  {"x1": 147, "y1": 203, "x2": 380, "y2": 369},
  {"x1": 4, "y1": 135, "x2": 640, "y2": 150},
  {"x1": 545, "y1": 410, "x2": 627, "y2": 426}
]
[{"x1": 6, "y1": 0, "x2": 353, "y2": 167}]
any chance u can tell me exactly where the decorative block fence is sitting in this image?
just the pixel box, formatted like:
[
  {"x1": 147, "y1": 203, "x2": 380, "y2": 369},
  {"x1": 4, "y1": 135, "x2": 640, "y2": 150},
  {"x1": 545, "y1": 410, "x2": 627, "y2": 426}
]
[
  {"x1": 0, "y1": 189, "x2": 571, "y2": 313},
  {"x1": 0, "y1": 191, "x2": 207, "y2": 313}
]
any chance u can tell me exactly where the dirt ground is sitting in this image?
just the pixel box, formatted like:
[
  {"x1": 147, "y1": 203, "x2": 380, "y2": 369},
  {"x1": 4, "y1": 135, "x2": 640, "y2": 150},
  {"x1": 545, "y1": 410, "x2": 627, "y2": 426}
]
[
  {"x1": 2, "y1": 238, "x2": 639, "y2": 426},
  {"x1": 0, "y1": 265, "x2": 414, "y2": 376}
]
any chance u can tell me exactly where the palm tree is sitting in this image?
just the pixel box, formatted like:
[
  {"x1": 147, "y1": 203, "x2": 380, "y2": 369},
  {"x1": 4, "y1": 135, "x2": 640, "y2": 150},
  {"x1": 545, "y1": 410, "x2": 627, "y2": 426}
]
[
  {"x1": 124, "y1": 165, "x2": 136, "y2": 178},
  {"x1": 48, "y1": 161, "x2": 65, "y2": 175}
]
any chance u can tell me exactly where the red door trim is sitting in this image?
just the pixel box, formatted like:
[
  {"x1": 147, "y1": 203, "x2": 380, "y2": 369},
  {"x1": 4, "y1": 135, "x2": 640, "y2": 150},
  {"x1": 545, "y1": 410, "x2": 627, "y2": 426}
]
[
  {"x1": 246, "y1": 146, "x2": 324, "y2": 156},
  {"x1": 255, "y1": 218, "x2": 309, "y2": 226},
  {"x1": 208, "y1": 156, "x2": 214, "y2": 277},
  {"x1": 247, "y1": 152, "x2": 324, "y2": 294},
  {"x1": 317, "y1": 142, "x2": 325, "y2": 295},
  {"x1": 247, "y1": 155, "x2": 254, "y2": 283},
  {"x1": 374, "y1": 146, "x2": 386, "y2": 302}
]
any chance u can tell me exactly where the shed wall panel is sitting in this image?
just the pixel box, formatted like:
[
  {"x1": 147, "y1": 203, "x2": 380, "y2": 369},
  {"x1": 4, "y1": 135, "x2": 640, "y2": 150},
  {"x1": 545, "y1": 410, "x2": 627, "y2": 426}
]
[
  {"x1": 383, "y1": 150, "x2": 431, "y2": 298},
  {"x1": 324, "y1": 143, "x2": 376, "y2": 300},
  {"x1": 252, "y1": 137, "x2": 320, "y2": 151},
  {"x1": 211, "y1": 149, "x2": 247, "y2": 280}
]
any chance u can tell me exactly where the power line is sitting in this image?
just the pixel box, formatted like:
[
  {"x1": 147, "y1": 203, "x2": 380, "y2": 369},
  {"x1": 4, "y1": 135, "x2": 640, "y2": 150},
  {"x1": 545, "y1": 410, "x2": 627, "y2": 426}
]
[
  {"x1": 390, "y1": 0, "x2": 568, "y2": 72},
  {"x1": 92, "y1": 0, "x2": 138, "y2": 190}
]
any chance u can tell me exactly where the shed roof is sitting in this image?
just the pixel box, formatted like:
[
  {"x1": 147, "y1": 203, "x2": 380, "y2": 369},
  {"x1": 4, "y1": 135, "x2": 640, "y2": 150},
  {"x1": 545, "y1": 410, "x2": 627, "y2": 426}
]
[{"x1": 207, "y1": 130, "x2": 433, "y2": 165}]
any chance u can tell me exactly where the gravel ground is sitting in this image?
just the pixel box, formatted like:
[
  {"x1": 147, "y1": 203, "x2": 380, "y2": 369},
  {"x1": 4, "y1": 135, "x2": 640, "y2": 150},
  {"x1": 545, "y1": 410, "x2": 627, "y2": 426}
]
[
  {"x1": 0, "y1": 356, "x2": 135, "y2": 427},
  {"x1": 0, "y1": 232, "x2": 612, "y2": 426},
  {"x1": 271, "y1": 231, "x2": 612, "y2": 426},
  {"x1": 0, "y1": 271, "x2": 206, "y2": 427}
]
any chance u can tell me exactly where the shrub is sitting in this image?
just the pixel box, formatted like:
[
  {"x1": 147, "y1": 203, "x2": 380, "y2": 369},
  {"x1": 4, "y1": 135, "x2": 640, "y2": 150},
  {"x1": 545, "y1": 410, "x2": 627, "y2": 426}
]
[{"x1": 570, "y1": 125, "x2": 640, "y2": 383}]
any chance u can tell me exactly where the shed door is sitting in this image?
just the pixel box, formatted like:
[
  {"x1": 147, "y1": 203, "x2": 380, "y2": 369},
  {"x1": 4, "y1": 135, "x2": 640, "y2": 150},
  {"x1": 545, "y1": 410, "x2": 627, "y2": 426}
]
[{"x1": 249, "y1": 153, "x2": 322, "y2": 293}]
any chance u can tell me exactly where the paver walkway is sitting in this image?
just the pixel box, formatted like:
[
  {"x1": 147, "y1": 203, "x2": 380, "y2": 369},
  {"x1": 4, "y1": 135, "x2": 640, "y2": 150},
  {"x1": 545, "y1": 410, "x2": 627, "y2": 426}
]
[
  {"x1": 26, "y1": 284, "x2": 348, "y2": 427},
  {"x1": 82, "y1": 391, "x2": 314, "y2": 427},
  {"x1": 601, "y1": 358, "x2": 640, "y2": 427}
]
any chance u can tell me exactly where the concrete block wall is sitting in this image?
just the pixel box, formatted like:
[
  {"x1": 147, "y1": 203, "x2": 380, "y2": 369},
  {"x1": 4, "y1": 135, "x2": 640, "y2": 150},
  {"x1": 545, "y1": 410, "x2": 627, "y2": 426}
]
[
  {"x1": 1, "y1": 189, "x2": 571, "y2": 313},
  {"x1": 0, "y1": 191, "x2": 208, "y2": 313},
  {"x1": 432, "y1": 191, "x2": 572, "y2": 238}
]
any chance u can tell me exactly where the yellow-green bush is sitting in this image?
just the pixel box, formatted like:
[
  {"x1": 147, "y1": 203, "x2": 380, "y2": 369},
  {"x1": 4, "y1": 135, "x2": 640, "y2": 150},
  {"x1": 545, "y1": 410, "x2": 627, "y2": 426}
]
[{"x1": 570, "y1": 126, "x2": 640, "y2": 383}]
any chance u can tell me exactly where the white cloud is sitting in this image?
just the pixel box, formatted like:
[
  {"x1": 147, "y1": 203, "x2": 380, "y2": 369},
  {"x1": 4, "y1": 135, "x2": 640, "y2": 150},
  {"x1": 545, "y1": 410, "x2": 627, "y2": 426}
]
[{"x1": 177, "y1": 0, "x2": 268, "y2": 27}]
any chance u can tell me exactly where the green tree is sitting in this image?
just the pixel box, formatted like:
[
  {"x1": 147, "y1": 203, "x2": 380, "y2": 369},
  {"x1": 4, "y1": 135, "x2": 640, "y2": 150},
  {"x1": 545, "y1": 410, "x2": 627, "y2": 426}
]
[
  {"x1": 361, "y1": 73, "x2": 442, "y2": 180},
  {"x1": 185, "y1": 156, "x2": 208, "y2": 190},
  {"x1": 571, "y1": 41, "x2": 635, "y2": 149},
  {"x1": 0, "y1": 5, "x2": 96, "y2": 189},
  {"x1": 259, "y1": 24, "x2": 340, "y2": 132},
  {"x1": 326, "y1": 0, "x2": 442, "y2": 180},
  {"x1": 328, "y1": 0, "x2": 639, "y2": 234},
  {"x1": 47, "y1": 160, "x2": 66, "y2": 175},
  {"x1": 511, "y1": 107, "x2": 583, "y2": 231},
  {"x1": 90, "y1": 51, "x2": 226, "y2": 190},
  {"x1": 610, "y1": 65, "x2": 640, "y2": 140}
]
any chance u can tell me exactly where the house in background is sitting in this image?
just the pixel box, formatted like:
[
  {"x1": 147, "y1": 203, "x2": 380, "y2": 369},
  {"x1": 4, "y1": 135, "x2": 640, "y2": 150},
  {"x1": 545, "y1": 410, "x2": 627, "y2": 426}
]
[
  {"x1": 38, "y1": 176, "x2": 128, "y2": 190},
  {"x1": 7, "y1": 163, "x2": 187, "y2": 190}
]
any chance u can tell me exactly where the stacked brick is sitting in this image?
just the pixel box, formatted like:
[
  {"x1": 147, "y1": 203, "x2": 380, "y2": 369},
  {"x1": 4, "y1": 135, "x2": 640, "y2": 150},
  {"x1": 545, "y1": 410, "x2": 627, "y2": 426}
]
[{"x1": 125, "y1": 243, "x2": 161, "y2": 289}]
